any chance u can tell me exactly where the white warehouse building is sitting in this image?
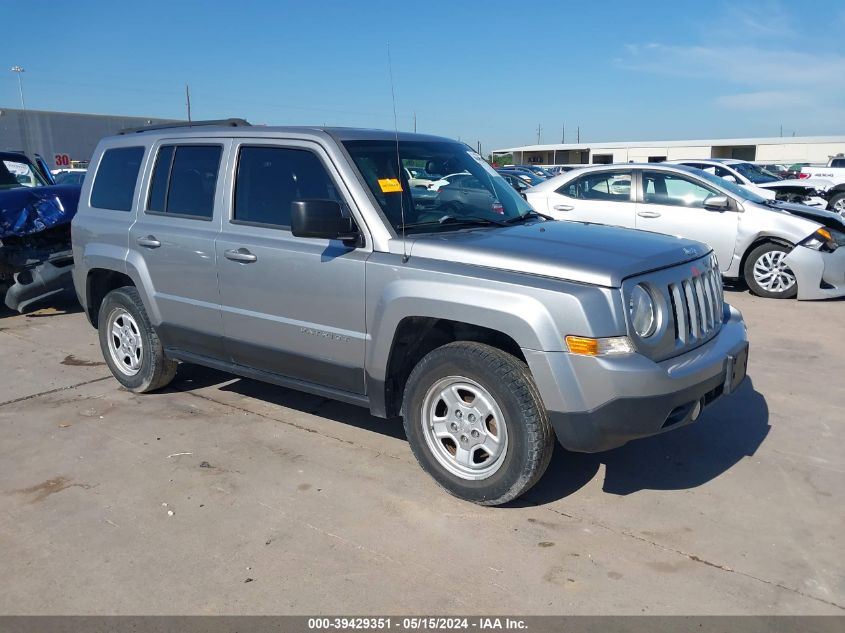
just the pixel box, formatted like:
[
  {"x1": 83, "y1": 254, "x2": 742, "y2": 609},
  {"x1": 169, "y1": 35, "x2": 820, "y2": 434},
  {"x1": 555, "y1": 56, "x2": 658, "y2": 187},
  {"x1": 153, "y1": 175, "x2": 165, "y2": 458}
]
[{"x1": 492, "y1": 135, "x2": 845, "y2": 166}]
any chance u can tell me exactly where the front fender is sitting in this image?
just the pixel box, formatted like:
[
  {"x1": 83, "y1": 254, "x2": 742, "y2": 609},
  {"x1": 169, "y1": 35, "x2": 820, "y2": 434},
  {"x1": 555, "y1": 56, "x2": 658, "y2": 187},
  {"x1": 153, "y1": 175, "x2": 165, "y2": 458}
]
[{"x1": 363, "y1": 253, "x2": 625, "y2": 416}]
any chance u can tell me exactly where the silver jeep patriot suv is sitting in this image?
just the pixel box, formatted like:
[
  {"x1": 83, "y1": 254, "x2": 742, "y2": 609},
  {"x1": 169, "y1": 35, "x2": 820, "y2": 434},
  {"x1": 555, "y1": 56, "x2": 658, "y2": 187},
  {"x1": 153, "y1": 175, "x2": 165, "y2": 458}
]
[{"x1": 72, "y1": 120, "x2": 749, "y2": 505}]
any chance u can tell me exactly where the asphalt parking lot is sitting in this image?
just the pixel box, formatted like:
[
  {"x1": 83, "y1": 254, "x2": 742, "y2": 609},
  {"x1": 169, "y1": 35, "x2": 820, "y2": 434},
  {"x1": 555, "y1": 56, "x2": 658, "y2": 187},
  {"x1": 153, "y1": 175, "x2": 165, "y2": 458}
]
[{"x1": 0, "y1": 287, "x2": 843, "y2": 615}]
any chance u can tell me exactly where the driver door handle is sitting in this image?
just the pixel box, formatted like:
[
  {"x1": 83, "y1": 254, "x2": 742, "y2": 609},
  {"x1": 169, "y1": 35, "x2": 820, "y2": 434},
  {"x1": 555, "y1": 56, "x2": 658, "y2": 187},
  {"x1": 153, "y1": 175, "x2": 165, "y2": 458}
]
[
  {"x1": 553, "y1": 204, "x2": 574, "y2": 211},
  {"x1": 224, "y1": 248, "x2": 258, "y2": 263},
  {"x1": 136, "y1": 236, "x2": 161, "y2": 249},
  {"x1": 637, "y1": 210, "x2": 662, "y2": 218}
]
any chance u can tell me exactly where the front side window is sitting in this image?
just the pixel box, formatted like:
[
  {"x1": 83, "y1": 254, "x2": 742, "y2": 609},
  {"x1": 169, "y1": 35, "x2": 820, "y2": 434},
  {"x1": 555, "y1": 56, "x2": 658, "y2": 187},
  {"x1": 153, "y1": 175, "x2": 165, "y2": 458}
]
[
  {"x1": 233, "y1": 146, "x2": 341, "y2": 228},
  {"x1": 343, "y1": 140, "x2": 532, "y2": 234},
  {"x1": 558, "y1": 171, "x2": 632, "y2": 201},
  {"x1": 91, "y1": 146, "x2": 145, "y2": 211},
  {"x1": 642, "y1": 171, "x2": 717, "y2": 208},
  {"x1": 147, "y1": 144, "x2": 222, "y2": 219}
]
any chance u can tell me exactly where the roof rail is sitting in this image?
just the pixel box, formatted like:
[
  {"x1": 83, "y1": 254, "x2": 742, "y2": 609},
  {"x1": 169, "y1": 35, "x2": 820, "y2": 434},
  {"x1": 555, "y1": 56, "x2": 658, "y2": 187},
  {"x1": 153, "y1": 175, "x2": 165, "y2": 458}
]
[{"x1": 118, "y1": 118, "x2": 251, "y2": 135}]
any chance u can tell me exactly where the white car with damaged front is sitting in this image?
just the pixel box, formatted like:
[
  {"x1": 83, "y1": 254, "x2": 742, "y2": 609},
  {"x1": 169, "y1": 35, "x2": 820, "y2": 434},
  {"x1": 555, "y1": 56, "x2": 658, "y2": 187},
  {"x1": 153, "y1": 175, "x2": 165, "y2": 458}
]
[{"x1": 525, "y1": 163, "x2": 845, "y2": 300}]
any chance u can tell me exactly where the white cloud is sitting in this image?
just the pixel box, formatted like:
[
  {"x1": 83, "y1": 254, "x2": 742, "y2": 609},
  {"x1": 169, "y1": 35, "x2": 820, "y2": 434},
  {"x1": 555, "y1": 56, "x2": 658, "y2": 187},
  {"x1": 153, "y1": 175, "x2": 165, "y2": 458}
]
[
  {"x1": 620, "y1": 43, "x2": 845, "y2": 87},
  {"x1": 617, "y1": 40, "x2": 845, "y2": 125},
  {"x1": 714, "y1": 91, "x2": 814, "y2": 110}
]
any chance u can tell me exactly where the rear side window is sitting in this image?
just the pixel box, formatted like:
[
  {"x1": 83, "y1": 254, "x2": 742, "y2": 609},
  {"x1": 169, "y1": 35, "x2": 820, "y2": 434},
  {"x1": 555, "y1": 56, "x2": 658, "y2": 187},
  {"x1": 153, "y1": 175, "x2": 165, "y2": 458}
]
[
  {"x1": 233, "y1": 146, "x2": 340, "y2": 228},
  {"x1": 91, "y1": 146, "x2": 145, "y2": 211},
  {"x1": 558, "y1": 171, "x2": 631, "y2": 201},
  {"x1": 147, "y1": 145, "x2": 222, "y2": 219}
]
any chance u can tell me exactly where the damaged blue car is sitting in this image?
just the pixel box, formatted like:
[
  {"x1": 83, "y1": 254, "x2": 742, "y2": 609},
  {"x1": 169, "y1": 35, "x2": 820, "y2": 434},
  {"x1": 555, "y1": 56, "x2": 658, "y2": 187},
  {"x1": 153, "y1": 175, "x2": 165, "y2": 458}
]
[{"x1": 1, "y1": 152, "x2": 81, "y2": 312}]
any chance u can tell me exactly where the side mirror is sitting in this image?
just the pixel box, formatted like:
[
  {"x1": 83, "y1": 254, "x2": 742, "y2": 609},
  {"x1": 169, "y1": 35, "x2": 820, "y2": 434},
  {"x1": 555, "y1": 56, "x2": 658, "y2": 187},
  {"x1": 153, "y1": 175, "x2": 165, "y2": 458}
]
[
  {"x1": 721, "y1": 174, "x2": 737, "y2": 184},
  {"x1": 704, "y1": 194, "x2": 731, "y2": 211},
  {"x1": 291, "y1": 199, "x2": 360, "y2": 244}
]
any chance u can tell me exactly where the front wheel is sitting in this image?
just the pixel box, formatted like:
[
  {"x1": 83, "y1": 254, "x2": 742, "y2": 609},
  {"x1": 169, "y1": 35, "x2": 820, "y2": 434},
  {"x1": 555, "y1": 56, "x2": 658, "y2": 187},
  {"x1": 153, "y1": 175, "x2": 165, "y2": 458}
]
[
  {"x1": 743, "y1": 243, "x2": 797, "y2": 299},
  {"x1": 828, "y1": 192, "x2": 845, "y2": 219},
  {"x1": 402, "y1": 342, "x2": 554, "y2": 505}
]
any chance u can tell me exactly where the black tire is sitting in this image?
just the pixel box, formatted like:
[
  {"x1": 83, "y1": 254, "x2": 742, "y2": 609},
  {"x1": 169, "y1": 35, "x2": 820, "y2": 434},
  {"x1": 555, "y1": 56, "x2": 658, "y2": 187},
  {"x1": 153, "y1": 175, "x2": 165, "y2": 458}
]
[
  {"x1": 98, "y1": 286, "x2": 177, "y2": 393},
  {"x1": 827, "y1": 192, "x2": 845, "y2": 218},
  {"x1": 402, "y1": 341, "x2": 554, "y2": 506},
  {"x1": 743, "y1": 242, "x2": 798, "y2": 299}
]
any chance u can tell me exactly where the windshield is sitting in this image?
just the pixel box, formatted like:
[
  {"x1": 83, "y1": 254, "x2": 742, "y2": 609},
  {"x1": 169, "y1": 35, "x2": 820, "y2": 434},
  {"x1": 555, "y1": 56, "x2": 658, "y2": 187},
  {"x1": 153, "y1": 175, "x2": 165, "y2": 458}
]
[
  {"x1": 732, "y1": 162, "x2": 779, "y2": 184},
  {"x1": 693, "y1": 167, "x2": 768, "y2": 203},
  {"x1": 1, "y1": 159, "x2": 50, "y2": 189},
  {"x1": 343, "y1": 140, "x2": 533, "y2": 234}
]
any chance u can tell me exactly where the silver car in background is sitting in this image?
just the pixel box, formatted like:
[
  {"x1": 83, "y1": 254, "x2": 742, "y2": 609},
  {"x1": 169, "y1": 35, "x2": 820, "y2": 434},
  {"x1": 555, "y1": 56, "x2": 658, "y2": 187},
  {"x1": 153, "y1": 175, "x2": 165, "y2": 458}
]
[{"x1": 525, "y1": 163, "x2": 845, "y2": 300}]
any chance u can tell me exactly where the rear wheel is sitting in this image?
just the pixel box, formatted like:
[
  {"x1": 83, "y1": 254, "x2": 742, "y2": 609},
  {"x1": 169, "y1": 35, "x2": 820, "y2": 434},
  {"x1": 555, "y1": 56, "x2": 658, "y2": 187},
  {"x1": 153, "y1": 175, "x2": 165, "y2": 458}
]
[
  {"x1": 743, "y1": 243, "x2": 797, "y2": 299},
  {"x1": 98, "y1": 287, "x2": 177, "y2": 392},
  {"x1": 402, "y1": 341, "x2": 554, "y2": 505}
]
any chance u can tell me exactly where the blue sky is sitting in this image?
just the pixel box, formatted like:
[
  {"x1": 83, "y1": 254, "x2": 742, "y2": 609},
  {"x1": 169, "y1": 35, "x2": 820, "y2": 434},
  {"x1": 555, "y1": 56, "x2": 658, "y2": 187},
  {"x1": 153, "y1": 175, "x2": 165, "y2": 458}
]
[{"x1": 2, "y1": 0, "x2": 844, "y2": 152}]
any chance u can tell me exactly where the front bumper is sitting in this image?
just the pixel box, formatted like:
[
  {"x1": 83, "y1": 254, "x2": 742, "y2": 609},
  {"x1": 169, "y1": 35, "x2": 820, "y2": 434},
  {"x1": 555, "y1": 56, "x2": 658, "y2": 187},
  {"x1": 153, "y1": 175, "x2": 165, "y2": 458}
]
[
  {"x1": 784, "y1": 245, "x2": 845, "y2": 300},
  {"x1": 3, "y1": 254, "x2": 75, "y2": 313},
  {"x1": 524, "y1": 304, "x2": 748, "y2": 453}
]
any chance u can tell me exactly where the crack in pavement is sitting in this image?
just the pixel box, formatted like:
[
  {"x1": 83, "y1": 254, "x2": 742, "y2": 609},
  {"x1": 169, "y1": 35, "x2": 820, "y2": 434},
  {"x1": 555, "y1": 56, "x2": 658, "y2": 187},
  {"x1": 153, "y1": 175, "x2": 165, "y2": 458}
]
[
  {"x1": 0, "y1": 377, "x2": 112, "y2": 409},
  {"x1": 545, "y1": 507, "x2": 845, "y2": 611}
]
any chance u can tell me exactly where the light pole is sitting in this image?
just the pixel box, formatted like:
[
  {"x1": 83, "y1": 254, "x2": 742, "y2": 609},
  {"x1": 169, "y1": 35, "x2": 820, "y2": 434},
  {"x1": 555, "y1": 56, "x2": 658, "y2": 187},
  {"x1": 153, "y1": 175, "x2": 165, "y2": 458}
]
[
  {"x1": 11, "y1": 65, "x2": 26, "y2": 110},
  {"x1": 10, "y1": 65, "x2": 29, "y2": 153}
]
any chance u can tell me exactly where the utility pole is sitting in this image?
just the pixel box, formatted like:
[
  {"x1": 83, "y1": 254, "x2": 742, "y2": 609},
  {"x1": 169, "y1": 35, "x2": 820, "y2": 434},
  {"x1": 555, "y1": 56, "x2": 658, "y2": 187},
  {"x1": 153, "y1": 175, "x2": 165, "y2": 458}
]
[
  {"x1": 413, "y1": 111, "x2": 416, "y2": 133},
  {"x1": 477, "y1": 141, "x2": 481, "y2": 155},
  {"x1": 185, "y1": 84, "x2": 192, "y2": 124},
  {"x1": 577, "y1": 126, "x2": 580, "y2": 143},
  {"x1": 536, "y1": 123, "x2": 542, "y2": 144},
  {"x1": 561, "y1": 123, "x2": 565, "y2": 144},
  {"x1": 779, "y1": 124, "x2": 783, "y2": 137},
  {"x1": 10, "y1": 65, "x2": 29, "y2": 154}
]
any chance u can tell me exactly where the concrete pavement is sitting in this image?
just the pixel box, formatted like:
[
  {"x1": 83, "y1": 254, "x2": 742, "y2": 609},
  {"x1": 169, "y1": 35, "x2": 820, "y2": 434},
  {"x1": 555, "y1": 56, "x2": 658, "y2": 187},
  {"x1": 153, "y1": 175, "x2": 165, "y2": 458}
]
[{"x1": 0, "y1": 289, "x2": 842, "y2": 614}]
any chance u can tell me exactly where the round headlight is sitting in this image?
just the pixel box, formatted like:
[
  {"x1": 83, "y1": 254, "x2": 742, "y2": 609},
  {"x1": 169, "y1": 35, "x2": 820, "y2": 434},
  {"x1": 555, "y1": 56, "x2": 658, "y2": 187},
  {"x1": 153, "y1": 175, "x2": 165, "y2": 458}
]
[{"x1": 629, "y1": 284, "x2": 656, "y2": 338}]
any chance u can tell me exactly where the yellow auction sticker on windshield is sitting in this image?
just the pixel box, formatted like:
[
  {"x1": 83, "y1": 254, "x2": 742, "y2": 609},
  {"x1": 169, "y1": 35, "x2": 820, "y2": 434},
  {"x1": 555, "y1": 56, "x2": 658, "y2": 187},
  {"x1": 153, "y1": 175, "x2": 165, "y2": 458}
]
[{"x1": 378, "y1": 178, "x2": 403, "y2": 193}]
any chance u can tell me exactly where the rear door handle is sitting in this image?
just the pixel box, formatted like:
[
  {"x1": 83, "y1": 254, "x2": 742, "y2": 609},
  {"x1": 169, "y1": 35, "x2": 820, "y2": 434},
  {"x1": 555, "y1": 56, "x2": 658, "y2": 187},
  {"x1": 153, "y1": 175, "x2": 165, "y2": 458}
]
[
  {"x1": 553, "y1": 204, "x2": 574, "y2": 211},
  {"x1": 637, "y1": 211, "x2": 662, "y2": 218},
  {"x1": 136, "y1": 236, "x2": 161, "y2": 248},
  {"x1": 224, "y1": 248, "x2": 258, "y2": 263}
]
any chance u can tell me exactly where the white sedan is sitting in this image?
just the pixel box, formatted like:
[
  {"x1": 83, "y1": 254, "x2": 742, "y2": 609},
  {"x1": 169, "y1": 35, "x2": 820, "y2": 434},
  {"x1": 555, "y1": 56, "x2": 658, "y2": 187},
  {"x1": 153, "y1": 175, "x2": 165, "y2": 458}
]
[{"x1": 525, "y1": 163, "x2": 845, "y2": 300}]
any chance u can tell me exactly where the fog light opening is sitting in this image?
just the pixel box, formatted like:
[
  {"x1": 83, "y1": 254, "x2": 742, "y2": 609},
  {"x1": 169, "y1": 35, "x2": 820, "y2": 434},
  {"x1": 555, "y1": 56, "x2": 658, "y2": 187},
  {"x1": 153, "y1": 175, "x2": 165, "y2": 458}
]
[{"x1": 691, "y1": 400, "x2": 703, "y2": 421}]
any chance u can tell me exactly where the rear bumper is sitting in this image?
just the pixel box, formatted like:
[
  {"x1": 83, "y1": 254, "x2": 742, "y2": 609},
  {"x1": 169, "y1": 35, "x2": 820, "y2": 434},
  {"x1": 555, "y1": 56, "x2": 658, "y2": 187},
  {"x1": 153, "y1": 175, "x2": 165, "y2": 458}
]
[
  {"x1": 784, "y1": 245, "x2": 845, "y2": 300},
  {"x1": 525, "y1": 304, "x2": 748, "y2": 453}
]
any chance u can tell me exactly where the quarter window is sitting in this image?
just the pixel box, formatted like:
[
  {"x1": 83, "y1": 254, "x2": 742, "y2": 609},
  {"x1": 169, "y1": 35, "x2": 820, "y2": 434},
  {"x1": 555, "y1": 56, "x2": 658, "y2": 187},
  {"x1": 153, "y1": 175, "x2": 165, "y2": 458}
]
[
  {"x1": 91, "y1": 146, "x2": 145, "y2": 211},
  {"x1": 233, "y1": 146, "x2": 340, "y2": 228},
  {"x1": 558, "y1": 171, "x2": 631, "y2": 201},
  {"x1": 642, "y1": 171, "x2": 717, "y2": 208},
  {"x1": 147, "y1": 145, "x2": 222, "y2": 219}
]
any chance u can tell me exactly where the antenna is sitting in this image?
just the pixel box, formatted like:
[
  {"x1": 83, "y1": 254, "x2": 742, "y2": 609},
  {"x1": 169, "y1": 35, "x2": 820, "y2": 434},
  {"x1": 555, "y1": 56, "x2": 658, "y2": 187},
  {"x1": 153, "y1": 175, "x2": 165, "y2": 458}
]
[
  {"x1": 387, "y1": 42, "x2": 408, "y2": 264},
  {"x1": 185, "y1": 84, "x2": 192, "y2": 125}
]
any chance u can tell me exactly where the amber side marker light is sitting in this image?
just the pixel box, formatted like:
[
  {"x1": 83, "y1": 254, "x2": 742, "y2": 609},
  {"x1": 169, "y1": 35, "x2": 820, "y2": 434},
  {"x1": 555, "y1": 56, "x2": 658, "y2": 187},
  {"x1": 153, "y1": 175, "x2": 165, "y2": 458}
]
[{"x1": 565, "y1": 335, "x2": 634, "y2": 356}]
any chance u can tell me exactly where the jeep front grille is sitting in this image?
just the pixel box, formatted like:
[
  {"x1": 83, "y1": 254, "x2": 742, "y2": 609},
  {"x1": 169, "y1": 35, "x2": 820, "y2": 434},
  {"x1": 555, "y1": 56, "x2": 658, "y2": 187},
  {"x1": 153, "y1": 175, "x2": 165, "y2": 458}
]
[
  {"x1": 623, "y1": 253, "x2": 724, "y2": 362},
  {"x1": 667, "y1": 259, "x2": 723, "y2": 346}
]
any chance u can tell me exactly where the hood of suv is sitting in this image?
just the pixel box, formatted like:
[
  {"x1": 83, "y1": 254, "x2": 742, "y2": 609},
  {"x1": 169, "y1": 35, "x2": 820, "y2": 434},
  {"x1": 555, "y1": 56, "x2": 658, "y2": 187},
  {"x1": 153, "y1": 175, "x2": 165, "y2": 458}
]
[{"x1": 408, "y1": 221, "x2": 710, "y2": 287}]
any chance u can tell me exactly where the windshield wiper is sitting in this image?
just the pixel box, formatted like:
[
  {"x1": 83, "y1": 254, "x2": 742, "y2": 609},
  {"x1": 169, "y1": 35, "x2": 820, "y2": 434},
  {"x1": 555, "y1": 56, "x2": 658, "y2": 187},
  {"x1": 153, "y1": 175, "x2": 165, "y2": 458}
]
[
  {"x1": 505, "y1": 210, "x2": 554, "y2": 224},
  {"x1": 398, "y1": 215, "x2": 509, "y2": 230}
]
